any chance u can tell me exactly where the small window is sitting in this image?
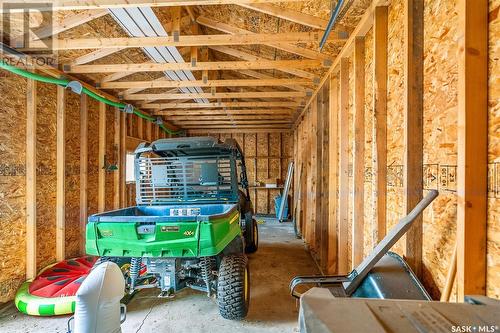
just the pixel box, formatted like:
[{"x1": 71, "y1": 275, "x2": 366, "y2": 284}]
[{"x1": 126, "y1": 153, "x2": 135, "y2": 183}]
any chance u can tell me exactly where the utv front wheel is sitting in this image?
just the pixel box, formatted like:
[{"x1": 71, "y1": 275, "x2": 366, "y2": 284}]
[
  {"x1": 245, "y1": 218, "x2": 258, "y2": 253},
  {"x1": 217, "y1": 255, "x2": 250, "y2": 320}
]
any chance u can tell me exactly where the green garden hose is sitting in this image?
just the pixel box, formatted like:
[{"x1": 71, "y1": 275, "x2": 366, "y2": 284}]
[{"x1": 0, "y1": 60, "x2": 182, "y2": 135}]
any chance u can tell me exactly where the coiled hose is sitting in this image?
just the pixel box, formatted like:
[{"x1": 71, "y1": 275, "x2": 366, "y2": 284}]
[{"x1": 0, "y1": 60, "x2": 183, "y2": 135}]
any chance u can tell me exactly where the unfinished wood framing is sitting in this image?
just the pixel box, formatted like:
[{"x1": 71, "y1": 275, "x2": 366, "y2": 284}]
[
  {"x1": 352, "y1": 37, "x2": 365, "y2": 267},
  {"x1": 98, "y1": 102, "x2": 106, "y2": 212},
  {"x1": 338, "y1": 57, "x2": 350, "y2": 274},
  {"x1": 56, "y1": 85, "x2": 66, "y2": 262},
  {"x1": 327, "y1": 75, "x2": 339, "y2": 274},
  {"x1": 79, "y1": 94, "x2": 88, "y2": 255},
  {"x1": 456, "y1": 0, "x2": 488, "y2": 300},
  {"x1": 113, "y1": 108, "x2": 121, "y2": 210},
  {"x1": 403, "y1": 0, "x2": 424, "y2": 278},
  {"x1": 372, "y1": 5, "x2": 388, "y2": 243},
  {"x1": 25, "y1": 74, "x2": 37, "y2": 280},
  {"x1": 120, "y1": 113, "x2": 127, "y2": 206}
]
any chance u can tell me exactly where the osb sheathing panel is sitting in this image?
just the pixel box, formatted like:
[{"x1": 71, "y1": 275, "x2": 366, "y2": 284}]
[
  {"x1": 0, "y1": 72, "x2": 26, "y2": 302},
  {"x1": 105, "y1": 105, "x2": 116, "y2": 211},
  {"x1": 64, "y1": 93, "x2": 81, "y2": 258},
  {"x1": 487, "y1": 0, "x2": 500, "y2": 299},
  {"x1": 87, "y1": 98, "x2": 100, "y2": 218},
  {"x1": 386, "y1": 0, "x2": 406, "y2": 257},
  {"x1": 36, "y1": 82, "x2": 57, "y2": 272},
  {"x1": 421, "y1": 0, "x2": 460, "y2": 300}
]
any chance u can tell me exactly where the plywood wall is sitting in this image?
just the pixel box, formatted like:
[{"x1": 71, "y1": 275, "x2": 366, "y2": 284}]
[
  {"x1": 0, "y1": 71, "x2": 27, "y2": 302},
  {"x1": 0, "y1": 75, "x2": 122, "y2": 302},
  {"x1": 487, "y1": 0, "x2": 500, "y2": 299},
  {"x1": 189, "y1": 131, "x2": 293, "y2": 216},
  {"x1": 294, "y1": 0, "x2": 499, "y2": 300}
]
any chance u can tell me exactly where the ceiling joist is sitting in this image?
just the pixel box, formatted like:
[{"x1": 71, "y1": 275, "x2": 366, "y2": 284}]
[
  {"x1": 28, "y1": 32, "x2": 342, "y2": 51},
  {"x1": 140, "y1": 101, "x2": 299, "y2": 109},
  {"x1": 65, "y1": 59, "x2": 324, "y2": 74},
  {"x1": 3, "y1": 0, "x2": 312, "y2": 12},
  {"x1": 124, "y1": 91, "x2": 307, "y2": 101},
  {"x1": 100, "y1": 78, "x2": 313, "y2": 89}
]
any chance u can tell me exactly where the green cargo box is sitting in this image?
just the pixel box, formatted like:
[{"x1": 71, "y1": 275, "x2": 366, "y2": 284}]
[{"x1": 86, "y1": 203, "x2": 241, "y2": 258}]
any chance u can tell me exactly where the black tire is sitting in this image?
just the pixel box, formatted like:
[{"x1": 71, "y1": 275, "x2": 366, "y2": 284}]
[
  {"x1": 245, "y1": 218, "x2": 258, "y2": 253},
  {"x1": 217, "y1": 255, "x2": 250, "y2": 320}
]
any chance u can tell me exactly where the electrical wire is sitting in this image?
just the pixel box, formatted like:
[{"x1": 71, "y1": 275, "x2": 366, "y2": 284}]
[{"x1": 0, "y1": 60, "x2": 183, "y2": 135}]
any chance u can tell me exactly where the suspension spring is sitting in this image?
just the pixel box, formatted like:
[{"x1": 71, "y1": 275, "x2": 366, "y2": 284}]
[
  {"x1": 200, "y1": 257, "x2": 216, "y2": 297},
  {"x1": 129, "y1": 257, "x2": 141, "y2": 293}
]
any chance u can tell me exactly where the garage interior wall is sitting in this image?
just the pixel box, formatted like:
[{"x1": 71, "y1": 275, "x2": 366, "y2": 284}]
[
  {"x1": 294, "y1": 0, "x2": 499, "y2": 301},
  {"x1": 0, "y1": 0, "x2": 497, "y2": 305}
]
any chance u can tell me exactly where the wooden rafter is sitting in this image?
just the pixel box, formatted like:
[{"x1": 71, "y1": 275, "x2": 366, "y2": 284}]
[
  {"x1": 66, "y1": 59, "x2": 323, "y2": 73},
  {"x1": 33, "y1": 9, "x2": 108, "y2": 39},
  {"x1": 29, "y1": 32, "x2": 336, "y2": 50},
  {"x1": 100, "y1": 78, "x2": 312, "y2": 89},
  {"x1": 237, "y1": 3, "x2": 329, "y2": 30},
  {"x1": 142, "y1": 101, "x2": 299, "y2": 109},
  {"x1": 153, "y1": 109, "x2": 291, "y2": 115},
  {"x1": 4, "y1": 0, "x2": 312, "y2": 12},
  {"x1": 124, "y1": 91, "x2": 306, "y2": 101},
  {"x1": 237, "y1": 69, "x2": 308, "y2": 92},
  {"x1": 197, "y1": 16, "x2": 334, "y2": 61}
]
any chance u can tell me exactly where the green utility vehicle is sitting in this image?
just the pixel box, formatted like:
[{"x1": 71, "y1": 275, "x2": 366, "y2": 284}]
[{"x1": 86, "y1": 137, "x2": 258, "y2": 320}]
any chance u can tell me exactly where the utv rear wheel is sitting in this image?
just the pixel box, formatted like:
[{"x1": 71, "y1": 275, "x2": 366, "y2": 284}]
[
  {"x1": 245, "y1": 218, "x2": 258, "y2": 253},
  {"x1": 217, "y1": 255, "x2": 250, "y2": 320}
]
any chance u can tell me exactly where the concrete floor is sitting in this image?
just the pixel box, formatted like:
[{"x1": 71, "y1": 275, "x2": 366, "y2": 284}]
[{"x1": 0, "y1": 219, "x2": 319, "y2": 333}]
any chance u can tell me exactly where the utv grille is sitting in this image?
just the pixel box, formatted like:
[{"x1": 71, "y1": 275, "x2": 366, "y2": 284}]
[{"x1": 135, "y1": 155, "x2": 238, "y2": 205}]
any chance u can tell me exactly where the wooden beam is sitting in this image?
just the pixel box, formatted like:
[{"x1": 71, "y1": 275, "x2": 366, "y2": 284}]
[
  {"x1": 171, "y1": 7, "x2": 182, "y2": 39},
  {"x1": 166, "y1": 115, "x2": 292, "y2": 120},
  {"x1": 32, "y1": 32, "x2": 332, "y2": 50},
  {"x1": 190, "y1": 22, "x2": 199, "y2": 66},
  {"x1": 113, "y1": 108, "x2": 121, "y2": 210},
  {"x1": 33, "y1": 9, "x2": 108, "y2": 39},
  {"x1": 197, "y1": 16, "x2": 334, "y2": 61},
  {"x1": 373, "y1": 6, "x2": 388, "y2": 242},
  {"x1": 98, "y1": 102, "x2": 106, "y2": 212},
  {"x1": 137, "y1": 117, "x2": 144, "y2": 140},
  {"x1": 338, "y1": 57, "x2": 349, "y2": 274},
  {"x1": 70, "y1": 47, "x2": 125, "y2": 65},
  {"x1": 182, "y1": 124, "x2": 291, "y2": 129},
  {"x1": 456, "y1": 0, "x2": 488, "y2": 300},
  {"x1": 327, "y1": 75, "x2": 338, "y2": 274},
  {"x1": 125, "y1": 91, "x2": 307, "y2": 101},
  {"x1": 237, "y1": 3, "x2": 329, "y2": 30},
  {"x1": 100, "y1": 78, "x2": 312, "y2": 89},
  {"x1": 188, "y1": 128, "x2": 291, "y2": 134},
  {"x1": 155, "y1": 109, "x2": 292, "y2": 116},
  {"x1": 120, "y1": 113, "x2": 127, "y2": 206},
  {"x1": 56, "y1": 85, "x2": 66, "y2": 261},
  {"x1": 144, "y1": 101, "x2": 298, "y2": 109},
  {"x1": 79, "y1": 94, "x2": 88, "y2": 255},
  {"x1": 25, "y1": 73, "x2": 37, "y2": 280},
  {"x1": 66, "y1": 59, "x2": 323, "y2": 74},
  {"x1": 8, "y1": 0, "x2": 312, "y2": 12},
  {"x1": 174, "y1": 120, "x2": 292, "y2": 125},
  {"x1": 403, "y1": 0, "x2": 424, "y2": 278},
  {"x1": 146, "y1": 120, "x2": 152, "y2": 142},
  {"x1": 352, "y1": 37, "x2": 365, "y2": 267}
]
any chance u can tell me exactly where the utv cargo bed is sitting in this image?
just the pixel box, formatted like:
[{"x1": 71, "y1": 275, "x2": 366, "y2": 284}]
[{"x1": 86, "y1": 203, "x2": 240, "y2": 258}]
